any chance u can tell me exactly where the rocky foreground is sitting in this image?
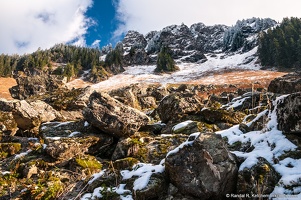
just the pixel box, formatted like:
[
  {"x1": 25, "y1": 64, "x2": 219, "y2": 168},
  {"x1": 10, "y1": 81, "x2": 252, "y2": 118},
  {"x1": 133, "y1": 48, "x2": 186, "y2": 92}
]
[{"x1": 1, "y1": 72, "x2": 301, "y2": 200}]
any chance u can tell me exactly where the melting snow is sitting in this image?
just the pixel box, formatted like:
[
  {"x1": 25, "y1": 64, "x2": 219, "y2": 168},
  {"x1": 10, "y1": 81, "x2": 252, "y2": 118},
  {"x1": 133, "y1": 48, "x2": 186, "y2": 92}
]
[{"x1": 217, "y1": 94, "x2": 301, "y2": 199}]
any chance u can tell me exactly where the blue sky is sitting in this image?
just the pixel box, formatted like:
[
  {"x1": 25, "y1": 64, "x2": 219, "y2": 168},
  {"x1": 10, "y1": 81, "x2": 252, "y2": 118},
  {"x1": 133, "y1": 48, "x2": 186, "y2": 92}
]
[
  {"x1": 1, "y1": 0, "x2": 301, "y2": 55},
  {"x1": 85, "y1": 1, "x2": 118, "y2": 48}
]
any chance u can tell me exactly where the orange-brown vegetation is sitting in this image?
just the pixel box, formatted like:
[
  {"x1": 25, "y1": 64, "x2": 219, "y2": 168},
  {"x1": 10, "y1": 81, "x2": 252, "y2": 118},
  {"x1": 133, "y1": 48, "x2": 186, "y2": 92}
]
[{"x1": 0, "y1": 78, "x2": 17, "y2": 100}]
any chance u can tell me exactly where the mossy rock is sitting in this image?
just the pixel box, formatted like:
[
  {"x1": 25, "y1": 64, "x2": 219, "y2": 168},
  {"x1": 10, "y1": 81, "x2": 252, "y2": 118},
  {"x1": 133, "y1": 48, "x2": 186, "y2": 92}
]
[
  {"x1": 0, "y1": 172, "x2": 18, "y2": 197},
  {"x1": 201, "y1": 107, "x2": 245, "y2": 125},
  {"x1": 112, "y1": 157, "x2": 140, "y2": 171},
  {"x1": 237, "y1": 157, "x2": 280, "y2": 196},
  {"x1": 112, "y1": 132, "x2": 188, "y2": 164},
  {"x1": 0, "y1": 111, "x2": 18, "y2": 135},
  {"x1": 0, "y1": 143, "x2": 22, "y2": 159},
  {"x1": 23, "y1": 176, "x2": 64, "y2": 200}
]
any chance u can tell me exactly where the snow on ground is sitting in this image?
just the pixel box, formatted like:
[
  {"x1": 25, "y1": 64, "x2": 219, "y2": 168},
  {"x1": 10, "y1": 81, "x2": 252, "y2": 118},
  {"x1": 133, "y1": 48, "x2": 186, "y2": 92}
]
[
  {"x1": 90, "y1": 47, "x2": 262, "y2": 91},
  {"x1": 217, "y1": 95, "x2": 301, "y2": 199},
  {"x1": 66, "y1": 47, "x2": 286, "y2": 91}
]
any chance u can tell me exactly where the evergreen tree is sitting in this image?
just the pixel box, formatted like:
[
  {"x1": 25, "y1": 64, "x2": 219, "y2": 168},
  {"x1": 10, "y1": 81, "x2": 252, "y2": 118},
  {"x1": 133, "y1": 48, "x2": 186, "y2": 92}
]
[{"x1": 155, "y1": 46, "x2": 179, "y2": 72}]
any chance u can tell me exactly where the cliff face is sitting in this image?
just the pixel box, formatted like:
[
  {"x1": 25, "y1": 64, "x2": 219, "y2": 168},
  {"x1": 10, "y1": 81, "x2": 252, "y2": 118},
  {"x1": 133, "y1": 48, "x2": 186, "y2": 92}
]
[
  {"x1": 1, "y1": 73, "x2": 301, "y2": 199},
  {"x1": 121, "y1": 17, "x2": 276, "y2": 65}
]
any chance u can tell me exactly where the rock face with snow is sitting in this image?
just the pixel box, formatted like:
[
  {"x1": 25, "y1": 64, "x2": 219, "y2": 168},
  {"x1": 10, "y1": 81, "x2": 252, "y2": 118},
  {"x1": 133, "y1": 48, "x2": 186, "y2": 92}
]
[
  {"x1": 165, "y1": 133, "x2": 238, "y2": 199},
  {"x1": 276, "y1": 92, "x2": 301, "y2": 134},
  {"x1": 223, "y1": 17, "x2": 277, "y2": 52},
  {"x1": 121, "y1": 17, "x2": 276, "y2": 66},
  {"x1": 83, "y1": 91, "x2": 150, "y2": 138},
  {"x1": 237, "y1": 157, "x2": 280, "y2": 197}
]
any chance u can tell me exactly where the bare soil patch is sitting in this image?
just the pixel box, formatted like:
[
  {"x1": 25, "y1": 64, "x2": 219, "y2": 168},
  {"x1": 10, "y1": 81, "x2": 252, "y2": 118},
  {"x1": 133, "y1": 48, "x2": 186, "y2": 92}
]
[{"x1": 0, "y1": 78, "x2": 17, "y2": 100}]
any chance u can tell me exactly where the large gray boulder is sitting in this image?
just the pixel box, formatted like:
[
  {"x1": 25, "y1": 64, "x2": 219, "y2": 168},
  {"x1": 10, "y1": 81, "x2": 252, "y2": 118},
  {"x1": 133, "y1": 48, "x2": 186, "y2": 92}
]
[
  {"x1": 165, "y1": 133, "x2": 237, "y2": 199},
  {"x1": 237, "y1": 157, "x2": 280, "y2": 198},
  {"x1": 276, "y1": 92, "x2": 301, "y2": 134},
  {"x1": 9, "y1": 73, "x2": 67, "y2": 100},
  {"x1": 268, "y1": 73, "x2": 301, "y2": 94},
  {"x1": 155, "y1": 93, "x2": 204, "y2": 123},
  {"x1": 83, "y1": 92, "x2": 150, "y2": 138}
]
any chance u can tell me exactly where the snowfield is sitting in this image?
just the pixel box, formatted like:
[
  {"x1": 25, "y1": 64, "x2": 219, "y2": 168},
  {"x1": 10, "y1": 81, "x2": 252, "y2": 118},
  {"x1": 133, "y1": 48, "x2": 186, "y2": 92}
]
[
  {"x1": 66, "y1": 47, "x2": 286, "y2": 91},
  {"x1": 90, "y1": 47, "x2": 263, "y2": 90}
]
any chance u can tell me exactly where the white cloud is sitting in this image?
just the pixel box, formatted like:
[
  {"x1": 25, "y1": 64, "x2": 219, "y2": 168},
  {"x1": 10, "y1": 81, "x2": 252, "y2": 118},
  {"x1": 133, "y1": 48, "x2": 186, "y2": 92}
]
[
  {"x1": 91, "y1": 39, "x2": 101, "y2": 48},
  {"x1": 114, "y1": 0, "x2": 301, "y2": 38},
  {"x1": 0, "y1": 0, "x2": 93, "y2": 55}
]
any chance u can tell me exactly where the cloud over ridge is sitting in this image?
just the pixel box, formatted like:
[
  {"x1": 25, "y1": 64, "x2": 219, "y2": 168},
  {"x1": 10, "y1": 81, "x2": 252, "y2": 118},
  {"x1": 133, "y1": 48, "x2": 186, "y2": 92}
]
[
  {"x1": 113, "y1": 0, "x2": 301, "y2": 39},
  {"x1": 0, "y1": 0, "x2": 93, "y2": 54}
]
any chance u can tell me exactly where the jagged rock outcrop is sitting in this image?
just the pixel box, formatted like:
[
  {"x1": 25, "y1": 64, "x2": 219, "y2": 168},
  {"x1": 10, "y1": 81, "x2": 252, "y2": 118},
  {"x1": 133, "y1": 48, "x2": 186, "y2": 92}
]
[
  {"x1": 120, "y1": 17, "x2": 276, "y2": 66},
  {"x1": 190, "y1": 23, "x2": 228, "y2": 53},
  {"x1": 9, "y1": 73, "x2": 67, "y2": 100},
  {"x1": 268, "y1": 72, "x2": 301, "y2": 94},
  {"x1": 223, "y1": 18, "x2": 277, "y2": 52},
  {"x1": 276, "y1": 92, "x2": 301, "y2": 134},
  {"x1": 122, "y1": 31, "x2": 151, "y2": 65},
  {"x1": 0, "y1": 99, "x2": 41, "y2": 135},
  {"x1": 41, "y1": 120, "x2": 115, "y2": 157},
  {"x1": 83, "y1": 91, "x2": 150, "y2": 138},
  {"x1": 165, "y1": 133, "x2": 238, "y2": 199}
]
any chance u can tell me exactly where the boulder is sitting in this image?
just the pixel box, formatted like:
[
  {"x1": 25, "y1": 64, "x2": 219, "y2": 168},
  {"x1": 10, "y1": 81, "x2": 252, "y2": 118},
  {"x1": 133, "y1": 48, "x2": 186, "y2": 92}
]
[
  {"x1": 276, "y1": 92, "x2": 301, "y2": 134},
  {"x1": 45, "y1": 136, "x2": 100, "y2": 160},
  {"x1": 165, "y1": 133, "x2": 237, "y2": 199},
  {"x1": 29, "y1": 100, "x2": 62, "y2": 122},
  {"x1": 0, "y1": 111, "x2": 18, "y2": 136},
  {"x1": 41, "y1": 121, "x2": 115, "y2": 157},
  {"x1": 83, "y1": 92, "x2": 150, "y2": 138},
  {"x1": 109, "y1": 83, "x2": 168, "y2": 111},
  {"x1": 237, "y1": 157, "x2": 280, "y2": 197},
  {"x1": 9, "y1": 74, "x2": 67, "y2": 100},
  {"x1": 155, "y1": 93, "x2": 204, "y2": 123},
  {"x1": 111, "y1": 133, "x2": 187, "y2": 164},
  {"x1": 268, "y1": 73, "x2": 301, "y2": 94}
]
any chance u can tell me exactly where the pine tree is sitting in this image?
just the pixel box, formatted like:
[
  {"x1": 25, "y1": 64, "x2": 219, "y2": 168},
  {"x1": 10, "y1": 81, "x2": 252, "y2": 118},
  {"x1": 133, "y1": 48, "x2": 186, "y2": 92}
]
[{"x1": 155, "y1": 46, "x2": 179, "y2": 72}]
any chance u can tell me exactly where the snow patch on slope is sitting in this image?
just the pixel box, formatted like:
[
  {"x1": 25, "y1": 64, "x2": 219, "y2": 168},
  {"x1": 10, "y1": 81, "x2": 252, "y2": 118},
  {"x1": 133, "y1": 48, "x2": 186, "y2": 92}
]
[{"x1": 92, "y1": 47, "x2": 259, "y2": 90}]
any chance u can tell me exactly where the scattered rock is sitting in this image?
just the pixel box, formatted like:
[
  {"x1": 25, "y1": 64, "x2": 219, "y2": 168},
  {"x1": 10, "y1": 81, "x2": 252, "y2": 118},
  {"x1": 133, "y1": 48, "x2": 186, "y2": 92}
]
[
  {"x1": 276, "y1": 93, "x2": 301, "y2": 134},
  {"x1": 83, "y1": 92, "x2": 150, "y2": 138},
  {"x1": 268, "y1": 73, "x2": 301, "y2": 94},
  {"x1": 165, "y1": 133, "x2": 238, "y2": 199},
  {"x1": 237, "y1": 157, "x2": 280, "y2": 197}
]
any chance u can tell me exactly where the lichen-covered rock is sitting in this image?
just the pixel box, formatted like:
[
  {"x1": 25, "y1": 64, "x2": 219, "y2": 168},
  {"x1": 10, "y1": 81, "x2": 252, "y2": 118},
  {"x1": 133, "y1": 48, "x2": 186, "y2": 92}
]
[
  {"x1": 165, "y1": 133, "x2": 237, "y2": 199},
  {"x1": 29, "y1": 100, "x2": 62, "y2": 122},
  {"x1": 155, "y1": 93, "x2": 204, "y2": 123},
  {"x1": 111, "y1": 133, "x2": 187, "y2": 164},
  {"x1": 276, "y1": 93, "x2": 301, "y2": 134},
  {"x1": 41, "y1": 121, "x2": 115, "y2": 157},
  {"x1": 45, "y1": 136, "x2": 100, "y2": 160},
  {"x1": 237, "y1": 157, "x2": 280, "y2": 198},
  {"x1": 268, "y1": 73, "x2": 301, "y2": 94},
  {"x1": 0, "y1": 143, "x2": 22, "y2": 158},
  {"x1": 10, "y1": 73, "x2": 67, "y2": 100},
  {"x1": 0, "y1": 111, "x2": 18, "y2": 136},
  {"x1": 200, "y1": 107, "x2": 245, "y2": 129},
  {"x1": 11, "y1": 100, "x2": 41, "y2": 135},
  {"x1": 0, "y1": 99, "x2": 42, "y2": 135},
  {"x1": 83, "y1": 92, "x2": 150, "y2": 138},
  {"x1": 109, "y1": 83, "x2": 168, "y2": 111}
]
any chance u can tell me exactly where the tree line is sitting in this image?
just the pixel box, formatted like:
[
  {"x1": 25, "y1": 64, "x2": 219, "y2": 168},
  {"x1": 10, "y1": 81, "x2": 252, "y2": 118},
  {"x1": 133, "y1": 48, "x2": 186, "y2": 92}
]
[{"x1": 258, "y1": 17, "x2": 301, "y2": 69}]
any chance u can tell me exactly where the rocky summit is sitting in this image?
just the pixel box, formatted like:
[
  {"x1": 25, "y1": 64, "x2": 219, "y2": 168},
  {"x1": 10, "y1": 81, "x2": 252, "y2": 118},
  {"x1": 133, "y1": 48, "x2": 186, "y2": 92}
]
[{"x1": 1, "y1": 17, "x2": 301, "y2": 200}]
